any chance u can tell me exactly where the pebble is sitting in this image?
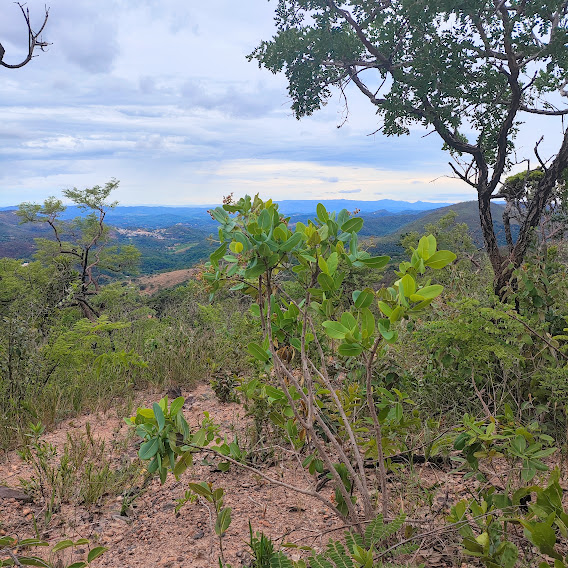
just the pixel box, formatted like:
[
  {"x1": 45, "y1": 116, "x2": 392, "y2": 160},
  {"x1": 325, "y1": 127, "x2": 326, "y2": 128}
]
[
  {"x1": 22, "y1": 508, "x2": 31, "y2": 516},
  {"x1": 193, "y1": 530, "x2": 204, "y2": 540}
]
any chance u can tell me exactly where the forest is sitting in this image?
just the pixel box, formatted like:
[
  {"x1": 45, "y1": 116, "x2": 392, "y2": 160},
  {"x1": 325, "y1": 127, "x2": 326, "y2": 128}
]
[{"x1": 2, "y1": 0, "x2": 568, "y2": 567}]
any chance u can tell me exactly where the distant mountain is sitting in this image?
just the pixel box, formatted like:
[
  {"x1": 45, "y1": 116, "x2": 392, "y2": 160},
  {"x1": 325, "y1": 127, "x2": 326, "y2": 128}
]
[
  {"x1": 0, "y1": 210, "x2": 50, "y2": 258},
  {"x1": 368, "y1": 201, "x2": 518, "y2": 257},
  {"x1": 0, "y1": 199, "x2": 453, "y2": 230}
]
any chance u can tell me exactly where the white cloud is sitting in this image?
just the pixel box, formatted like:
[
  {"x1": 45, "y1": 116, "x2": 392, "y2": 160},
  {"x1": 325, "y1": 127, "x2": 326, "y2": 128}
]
[{"x1": 0, "y1": 0, "x2": 564, "y2": 208}]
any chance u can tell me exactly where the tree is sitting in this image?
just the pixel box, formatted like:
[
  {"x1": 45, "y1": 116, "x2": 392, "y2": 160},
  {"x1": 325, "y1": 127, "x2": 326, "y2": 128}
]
[
  {"x1": 249, "y1": 0, "x2": 568, "y2": 296},
  {"x1": 0, "y1": 3, "x2": 49, "y2": 69},
  {"x1": 17, "y1": 179, "x2": 140, "y2": 321}
]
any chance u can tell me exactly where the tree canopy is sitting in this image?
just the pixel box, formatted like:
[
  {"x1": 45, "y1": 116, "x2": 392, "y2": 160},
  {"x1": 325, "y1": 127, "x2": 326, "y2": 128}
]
[
  {"x1": 250, "y1": 0, "x2": 568, "y2": 294},
  {"x1": 17, "y1": 180, "x2": 140, "y2": 321}
]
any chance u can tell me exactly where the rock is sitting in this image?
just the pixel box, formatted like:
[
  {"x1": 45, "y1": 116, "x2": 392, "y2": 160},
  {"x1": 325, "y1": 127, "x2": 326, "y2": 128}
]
[
  {"x1": 193, "y1": 530, "x2": 204, "y2": 540},
  {"x1": 22, "y1": 507, "x2": 32, "y2": 516},
  {"x1": 0, "y1": 487, "x2": 32, "y2": 503}
]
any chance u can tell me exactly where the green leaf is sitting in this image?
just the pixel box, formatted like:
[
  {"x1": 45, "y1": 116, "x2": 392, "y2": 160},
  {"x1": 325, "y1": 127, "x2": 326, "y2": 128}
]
[
  {"x1": 67, "y1": 563, "x2": 88, "y2": 568},
  {"x1": 210, "y1": 243, "x2": 227, "y2": 266},
  {"x1": 327, "y1": 252, "x2": 338, "y2": 275},
  {"x1": 318, "y1": 256, "x2": 329, "y2": 274},
  {"x1": 188, "y1": 482, "x2": 212, "y2": 498},
  {"x1": 425, "y1": 250, "x2": 457, "y2": 269},
  {"x1": 87, "y1": 547, "x2": 108, "y2": 563},
  {"x1": 52, "y1": 540, "x2": 75, "y2": 553},
  {"x1": 412, "y1": 284, "x2": 443, "y2": 300},
  {"x1": 359, "y1": 255, "x2": 389, "y2": 269},
  {"x1": 18, "y1": 558, "x2": 51, "y2": 567},
  {"x1": 153, "y1": 403, "x2": 165, "y2": 432},
  {"x1": 317, "y1": 273, "x2": 335, "y2": 291},
  {"x1": 258, "y1": 209, "x2": 272, "y2": 231},
  {"x1": 353, "y1": 288, "x2": 374, "y2": 309},
  {"x1": 316, "y1": 203, "x2": 329, "y2": 223},
  {"x1": 341, "y1": 217, "x2": 364, "y2": 233},
  {"x1": 247, "y1": 342, "x2": 270, "y2": 362},
  {"x1": 139, "y1": 438, "x2": 160, "y2": 460},
  {"x1": 322, "y1": 320, "x2": 349, "y2": 339},
  {"x1": 169, "y1": 397, "x2": 184, "y2": 418},
  {"x1": 338, "y1": 342, "x2": 363, "y2": 357},
  {"x1": 215, "y1": 507, "x2": 232, "y2": 536},
  {"x1": 400, "y1": 274, "x2": 416, "y2": 297},
  {"x1": 361, "y1": 308, "x2": 375, "y2": 339},
  {"x1": 173, "y1": 451, "x2": 193, "y2": 479},
  {"x1": 280, "y1": 232, "x2": 303, "y2": 251}
]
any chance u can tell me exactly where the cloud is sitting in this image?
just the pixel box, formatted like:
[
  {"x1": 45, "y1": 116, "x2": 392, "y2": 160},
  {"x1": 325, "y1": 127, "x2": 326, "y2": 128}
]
[{"x1": 338, "y1": 188, "x2": 361, "y2": 194}]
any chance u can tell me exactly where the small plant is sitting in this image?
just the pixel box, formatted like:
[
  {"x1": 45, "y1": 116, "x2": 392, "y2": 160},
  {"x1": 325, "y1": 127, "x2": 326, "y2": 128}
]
[
  {"x1": 18, "y1": 422, "x2": 141, "y2": 524},
  {"x1": 186, "y1": 483, "x2": 232, "y2": 567},
  {"x1": 0, "y1": 535, "x2": 107, "y2": 568},
  {"x1": 211, "y1": 372, "x2": 240, "y2": 403}
]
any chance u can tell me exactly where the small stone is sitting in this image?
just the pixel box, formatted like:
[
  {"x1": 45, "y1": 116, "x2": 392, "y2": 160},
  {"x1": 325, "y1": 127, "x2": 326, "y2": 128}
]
[
  {"x1": 22, "y1": 508, "x2": 32, "y2": 516},
  {"x1": 193, "y1": 530, "x2": 204, "y2": 540}
]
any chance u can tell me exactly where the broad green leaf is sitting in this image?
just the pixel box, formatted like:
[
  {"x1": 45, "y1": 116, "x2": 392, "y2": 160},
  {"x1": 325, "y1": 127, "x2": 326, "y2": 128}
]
[
  {"x1": 359, "y1": 255, "x2": 390, "y2": 269},
  {"x1": 341, "y1": 217, "x2": 364, "y2": 233},
  {"x1": 400, "y1": 274, "x2": 416, "y2": 297},
  {"x1": 247, "y1": 342, "x2": 270, "y2": 362},
  {"x1": 318, "y1": 272, "x2": 335, "y2": 291},
  {"x1": 425, "y1": 250, "x2": 457, "y2": 269},
  {"x1": 188, "y1": 482, "x2": 212, "y2": 498},
  {"x1": 353, "y1": 288, "x2": 374, "y2": 309},
  {"x1": 169, "y1": 397, "x2": 185, "y2": 418},
  {"x1": 316, "y1": 203, "x2": 329, "y2": 223},
  {"x1": 258, "y1": 209, "x2": 272, "y2": 231},
  {"x1": 341, "y1": 312, "x2": 357, "y2": 330},
  {"x1": 322, "y1": 320, "x2": 349, "y2": 339},
  {"x1": 173, "y1": 451, "x2": 193, "y2": 479},
  {"x1": 52, "y1": 540, "x2": 75, "y2": 553},
  {"x1": 87, "y1": 547, "x2": 108, "y2": 563},
  {"x1": 152, "y1": 403, "x2": 164, "y2": 431},
  {"x1": 139, "y1": 438, "x2": 159, "y2": 460},
  {"x1": 318, "y1": 256, "x2": 329, "y2": 274},
  {"x1": 378, "y1": 301, "x2": 393, "y2": 316},
  {"x1": 326, "y1": 252, "x2": 338, "y2": 275},
  {"x1": 229, "y1": 240, "x2": 243, "y2": 254},
  {"x1": 338, "y1": 342, "x2": 363, "y2": 357},
  {"x1": 210, "y1": 243, "x2": 227, "y2": 266},
  {"x1": 411, "y1": 284, "x2": 443, "y2": 301},
  {"x1": 18, "y1": 558, "x2": 51, "y2": 567},
  {"x1": 361, "y1": 308, "x2": 375, "y2": 339},
  {"x1": 215, "y1": 507, "x2": 232, "y2": 536},
  {"x1": 281, "y1": 232, "x2": 303, "y2": 251}
]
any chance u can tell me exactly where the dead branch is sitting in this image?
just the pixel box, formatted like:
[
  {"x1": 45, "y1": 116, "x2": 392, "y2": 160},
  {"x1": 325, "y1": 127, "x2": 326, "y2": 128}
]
[{"x1": 0, "y1": 3, "x2": 50, "y2": 69}]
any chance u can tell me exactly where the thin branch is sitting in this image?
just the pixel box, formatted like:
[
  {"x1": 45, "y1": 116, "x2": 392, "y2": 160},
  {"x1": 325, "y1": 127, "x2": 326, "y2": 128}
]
[
  {"x1": 0, "y1": 3, "x2": 50, "y2": 69},
  {"x1": 505, "y1": 312, "x2": 568, "y2": 361}
]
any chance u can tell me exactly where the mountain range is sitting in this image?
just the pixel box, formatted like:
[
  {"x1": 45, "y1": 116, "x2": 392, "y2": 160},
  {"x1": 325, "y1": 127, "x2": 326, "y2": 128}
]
[{"x1": 0, "y1": 199, "x2": 514, "y2": 274}]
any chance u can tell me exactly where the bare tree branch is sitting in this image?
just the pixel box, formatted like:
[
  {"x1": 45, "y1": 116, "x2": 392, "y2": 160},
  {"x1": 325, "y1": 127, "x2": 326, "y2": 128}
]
[{"x1": 0, "y1": 3, "x2": 50, "y2": 69}]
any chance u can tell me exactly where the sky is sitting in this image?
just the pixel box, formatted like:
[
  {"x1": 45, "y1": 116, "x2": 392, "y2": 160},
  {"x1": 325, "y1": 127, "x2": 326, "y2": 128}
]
[{"x1": 0, "y1": 1, "x2": 565, "y2": 207}]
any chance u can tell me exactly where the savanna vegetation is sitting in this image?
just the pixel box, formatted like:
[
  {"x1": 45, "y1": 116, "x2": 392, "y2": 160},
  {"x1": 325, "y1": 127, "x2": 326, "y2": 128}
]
[
  {"x1": 2, "y1": 1, "x2": 568, "y2": 567},
  {"x1": 2, "y1": 183, "x2": 568, "y2": 568}
]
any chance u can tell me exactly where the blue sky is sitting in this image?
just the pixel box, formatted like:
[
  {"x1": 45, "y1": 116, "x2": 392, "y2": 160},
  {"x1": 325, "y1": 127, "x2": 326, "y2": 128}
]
[{"x1": 0, "y1": 1, "x2": 564, "y2": 207}]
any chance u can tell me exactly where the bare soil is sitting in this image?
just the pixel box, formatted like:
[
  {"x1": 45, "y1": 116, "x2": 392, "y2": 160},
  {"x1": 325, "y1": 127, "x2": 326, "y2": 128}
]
[
  {"x1": 135, "y1": 269, "x2": 199, "y2": 296},
  {"x1": 0, "y1": 384, "x2": 482, "y2": 568}
]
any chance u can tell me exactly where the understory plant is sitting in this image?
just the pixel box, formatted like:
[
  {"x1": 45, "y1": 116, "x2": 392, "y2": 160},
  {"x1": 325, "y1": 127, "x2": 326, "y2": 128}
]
[
  {"x1": 203, "y1": 195, "x2": 455, "y2": 528},
  {"x1": 128, "y1": 196, "x2": 456, "y2": 565}
]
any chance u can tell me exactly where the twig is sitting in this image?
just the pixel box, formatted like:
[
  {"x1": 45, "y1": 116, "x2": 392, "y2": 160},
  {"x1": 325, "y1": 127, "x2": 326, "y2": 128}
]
[
  {"x1": 505, "y1": 311, "x2": 568, "y2": 361},
  {"x1": 471, "y1": 369, "x2": 493, "y2": 419}
]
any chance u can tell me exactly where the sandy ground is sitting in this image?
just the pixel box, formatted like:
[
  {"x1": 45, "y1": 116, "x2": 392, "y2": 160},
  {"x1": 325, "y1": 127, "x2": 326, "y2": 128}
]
[{"x1": 0, "y1": 383, "x2": 481, "y2": 568}]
